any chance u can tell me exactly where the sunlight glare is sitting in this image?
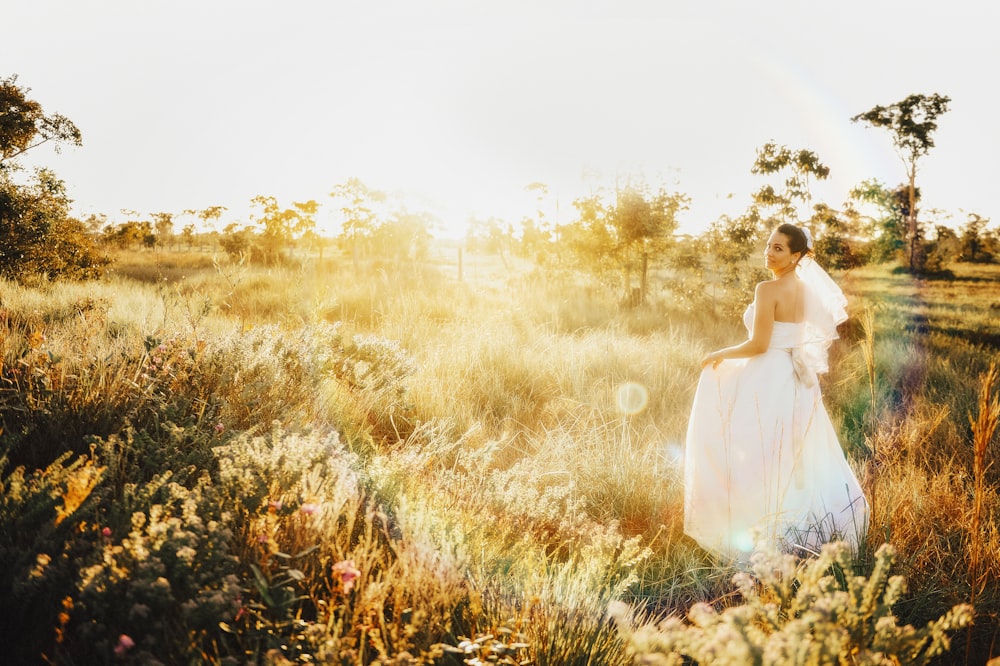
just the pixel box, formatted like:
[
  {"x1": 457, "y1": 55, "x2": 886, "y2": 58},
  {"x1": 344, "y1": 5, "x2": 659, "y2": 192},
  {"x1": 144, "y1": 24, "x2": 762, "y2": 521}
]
[{"x1": 732, "y1": 531, "x2": 755, "y2": 554}]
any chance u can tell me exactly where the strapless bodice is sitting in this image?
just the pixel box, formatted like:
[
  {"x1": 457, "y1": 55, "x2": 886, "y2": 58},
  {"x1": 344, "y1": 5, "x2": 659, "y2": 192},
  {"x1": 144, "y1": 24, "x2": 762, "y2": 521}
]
[{"x1": 743, "y1": 303, "x2": 805, "y2": 350}]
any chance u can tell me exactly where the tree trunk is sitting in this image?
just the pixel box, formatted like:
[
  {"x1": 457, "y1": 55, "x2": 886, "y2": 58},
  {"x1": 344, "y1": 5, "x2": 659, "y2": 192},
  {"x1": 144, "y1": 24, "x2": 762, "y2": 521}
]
[
  {"x1": 908, "y1": 164, "x2": 918, "y2": 272},
  {"x1": 640, "y1": 252, "x2": 648, "y2": 304}
]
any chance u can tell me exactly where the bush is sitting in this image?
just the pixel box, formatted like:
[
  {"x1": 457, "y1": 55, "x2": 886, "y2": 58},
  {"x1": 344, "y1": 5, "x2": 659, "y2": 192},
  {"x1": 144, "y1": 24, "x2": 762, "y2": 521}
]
[
  {"x1": 0, "y1": 168, "x2": 110, "y2": 283},
  {"x1": 613, "y1": 542, "x2": 973, "y2": 665}
]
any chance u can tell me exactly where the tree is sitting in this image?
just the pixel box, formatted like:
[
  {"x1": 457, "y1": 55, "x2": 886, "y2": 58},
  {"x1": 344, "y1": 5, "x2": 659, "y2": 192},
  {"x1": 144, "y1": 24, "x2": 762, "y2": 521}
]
[
  {"x1": 0, "y1": 75, "x2": 81, "y2": 166},
  {"x1": 103, "y1": 220, "x2": 148, "y2": 250},
  {"x1": 848, "y1": 179, "x2": 905, "y2": 264},
  {"x1": 808, "y1": 203, "x2": 865, "y2": 270},
  {"x1": 851, "y1": 93, "x2": 951, "y2": 272},
  {"x1": 703, "y1": 209, "x2": 768, "y2": 299},
  {"x1": 82, "y1": 212, "x2": 107, "y2": 236},
  {"x1": 371, "y1": 210, "x2": 433, "y2": 263},
  {"x1": 0, "y1": 168, "x2": 109, "y2": 281},
  {"x1": 957, "y1": 213, "x2": 994, "y2": 263},
  {"x1": 0, "y1": 75, "x2": 106, "y2": 282},
  {"x1": 182, "y1": 205, "x2": 227, "y2": 250},
  {"x1": 250, "y1": 195, "x2": 287, "y2": 263},
  {"x1": 329, "y1": 178, "x2": 385, "y2": 270},
  {"x1": 218, "y1": 222, "x2": 254, "y2": 260},
  {"x1": 181, "y1": 223, "x2": 196, "y2": 250},
  {"x1": 465, "y1": 215, "x2": 516, "y2": 267},
  {"x1": 914, "y1": 221, "x2": 957, "y2": 276},
  {"x1": 750, "y1": 142, "x2": 830, "y2": 225},
  {"x1": 152, "y1": 211, "x2": 174, "y2": 249},
  {"x1": 520, "y1": 182, "x2": 556, "y2": 259},
  {"x1": 565, "y1": 184, "x2": 688, "y2": 303},
  {"x1": 196, "y1": 205, "x2": 227, "y2": 232}
]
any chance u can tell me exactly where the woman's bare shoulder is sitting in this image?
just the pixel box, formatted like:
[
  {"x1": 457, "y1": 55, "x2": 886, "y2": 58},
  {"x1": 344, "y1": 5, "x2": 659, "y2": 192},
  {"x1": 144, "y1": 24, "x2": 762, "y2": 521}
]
[{"x1": 754, "y1": 280, "x2": 780, "y2": 297}]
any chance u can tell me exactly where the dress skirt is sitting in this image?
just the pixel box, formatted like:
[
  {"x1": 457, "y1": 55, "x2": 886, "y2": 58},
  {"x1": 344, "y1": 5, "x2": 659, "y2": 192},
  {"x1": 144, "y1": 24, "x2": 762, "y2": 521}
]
[{"x1": 683, "y1": 321, "x2": 868, "y2": 560}]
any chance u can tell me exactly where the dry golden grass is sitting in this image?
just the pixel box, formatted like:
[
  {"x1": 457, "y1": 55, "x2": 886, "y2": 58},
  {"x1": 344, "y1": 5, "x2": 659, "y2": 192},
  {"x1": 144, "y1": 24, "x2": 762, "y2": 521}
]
[{"x1": 2, "y1": 246, "x2": 999, "y2": 663}]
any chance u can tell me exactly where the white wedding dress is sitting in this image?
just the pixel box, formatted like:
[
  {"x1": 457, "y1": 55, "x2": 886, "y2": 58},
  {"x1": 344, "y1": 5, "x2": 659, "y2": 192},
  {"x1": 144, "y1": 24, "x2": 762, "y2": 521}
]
[{"x1": 683, "y1": 259, "x2": 868, "y2": 560}]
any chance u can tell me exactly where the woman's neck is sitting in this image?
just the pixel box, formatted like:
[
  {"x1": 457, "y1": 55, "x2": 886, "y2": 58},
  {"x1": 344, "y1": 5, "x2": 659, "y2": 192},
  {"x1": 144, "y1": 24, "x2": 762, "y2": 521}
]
[{"x1": 772, "y1": 264, "x2": 797, "y2": 279}]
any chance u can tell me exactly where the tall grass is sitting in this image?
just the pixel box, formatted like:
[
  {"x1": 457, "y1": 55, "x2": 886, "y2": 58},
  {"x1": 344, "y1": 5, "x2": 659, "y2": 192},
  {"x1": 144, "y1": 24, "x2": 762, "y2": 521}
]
[{"x1": 0, "y1": 249, "x2": 996, "y2": 663}]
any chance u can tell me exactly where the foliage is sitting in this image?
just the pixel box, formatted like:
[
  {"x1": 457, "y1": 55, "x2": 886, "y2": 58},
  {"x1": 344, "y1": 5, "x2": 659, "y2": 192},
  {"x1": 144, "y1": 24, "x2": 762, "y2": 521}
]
[
  {"x1": 330, "y1": 177, "x2": 387, "y2": 265},
  {"x1": 701, "y1": 211, "x2": 769, "y2": 315},
  {"x1": 809, "y1": 203, "x2": 867, "y2": 270},
  {"x1": 852, "y1": 93, "x2": 951, "y2": 272},
  {"x1": 103, "y1": 218, "x2": 156, "y2": 250},
  {"x1": 370, "y1": 209, "x2": 434, "y2": 263},
  {"x1": 0, "y1": 168, "x2": 110, "y2": 283},
  {"x1": 750, "y1": 141, "x2": 830, "y2": 225},
  {"x1": 69, "y1": 475, "x2": 242, "y2": 664},
  {"x1": 565, "y1": 184, "x2": 688, "y2": 302},
  {"x1": 249, "y1": 195, "x2": 319, "y2": 264},
  {"x1": 218, "y1": 221, "x2": 255, "y2": 260},
  {"x1": 614, "y1": 542, "x2": 973, "y2": 665},
  {"x1": 848, "y1": 179, "x2": 907, "y2": 264},
  {"x1": 0, "y1": 74, "x2": 81, "y2": 165},
  {"x1": 0, "y1": 452, "x2": 104, "y2": 664},
  {"x1": 956, "y1": 213, "x2": 996, "y2": 263},
  {"x1": 0, "y1": 248, "x2": 998, "y2": 664},
  {"x1": 0, "y1": 75, "x2": 107, "y2": 283}
]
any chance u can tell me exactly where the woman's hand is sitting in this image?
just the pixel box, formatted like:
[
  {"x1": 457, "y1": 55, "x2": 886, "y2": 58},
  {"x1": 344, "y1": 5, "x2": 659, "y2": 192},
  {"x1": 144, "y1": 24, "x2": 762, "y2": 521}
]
[{"x1": 701, "y1": 351, "x2": 723, "y2": 369}]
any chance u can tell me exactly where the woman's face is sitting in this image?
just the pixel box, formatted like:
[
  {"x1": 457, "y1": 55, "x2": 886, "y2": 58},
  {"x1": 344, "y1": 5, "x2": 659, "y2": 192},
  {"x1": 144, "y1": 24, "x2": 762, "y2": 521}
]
[{"x1": 764, "y1": 231, "x2": 800, "y2": 273}]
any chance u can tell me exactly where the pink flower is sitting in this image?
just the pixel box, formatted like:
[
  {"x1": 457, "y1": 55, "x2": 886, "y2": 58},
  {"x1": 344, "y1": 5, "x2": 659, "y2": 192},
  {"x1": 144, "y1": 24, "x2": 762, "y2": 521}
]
[
  {"x1": 102, "y1": 527, "x2": 112, "y2": 538},
  {"x1": 332, "y1": 559, "x2": 360, "y2": 593},
  {"x1": 114, "y1": 634, "x2": 135, "y2": 656},
  {"x1": 268, "y1": 500, "x2": 283, "y2": 512},
  {"x1": 299, "y1": 502, "x2": 320, "y2": 516},
  {"x1": 214, "y1": 422, "x2": 225, "y2": 434}
]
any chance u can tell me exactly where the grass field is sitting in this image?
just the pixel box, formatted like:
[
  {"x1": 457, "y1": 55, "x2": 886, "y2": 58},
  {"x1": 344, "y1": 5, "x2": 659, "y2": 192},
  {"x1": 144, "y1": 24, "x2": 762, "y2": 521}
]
[{"x1": 0, "y1": 245, "x2": 996, "y2": 664}]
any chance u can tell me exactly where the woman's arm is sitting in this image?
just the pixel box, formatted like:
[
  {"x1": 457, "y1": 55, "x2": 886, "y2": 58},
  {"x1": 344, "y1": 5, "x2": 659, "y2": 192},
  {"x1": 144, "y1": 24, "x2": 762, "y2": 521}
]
[{"x1": 701, "y1": 282, "x2": 777, "y2": 369}]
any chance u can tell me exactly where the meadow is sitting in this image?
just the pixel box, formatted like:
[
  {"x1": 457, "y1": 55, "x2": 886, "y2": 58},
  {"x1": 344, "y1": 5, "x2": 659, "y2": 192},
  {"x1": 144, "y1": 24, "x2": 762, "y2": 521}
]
[{"x1": 0, "y1": 243, "x2": 996, "y2": 665}]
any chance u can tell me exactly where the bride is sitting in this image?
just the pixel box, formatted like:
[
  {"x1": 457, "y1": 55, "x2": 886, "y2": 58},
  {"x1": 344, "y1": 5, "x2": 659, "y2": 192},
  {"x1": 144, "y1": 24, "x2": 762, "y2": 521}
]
[{"x1": 683, "y1": 223, "x2": 868, "y2": 560}]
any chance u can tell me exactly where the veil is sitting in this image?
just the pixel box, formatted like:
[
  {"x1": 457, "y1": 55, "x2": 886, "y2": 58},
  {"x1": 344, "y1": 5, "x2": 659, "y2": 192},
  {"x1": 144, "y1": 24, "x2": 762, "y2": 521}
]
[{"x1": 792, "y1": 256, "x2": 848, "y2": 386}]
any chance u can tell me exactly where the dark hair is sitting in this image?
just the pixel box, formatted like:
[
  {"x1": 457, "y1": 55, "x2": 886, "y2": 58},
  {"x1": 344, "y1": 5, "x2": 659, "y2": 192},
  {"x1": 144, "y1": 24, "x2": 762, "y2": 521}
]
[{"x1": 775, "y1": 223, "x2": 812, "y2": 257}]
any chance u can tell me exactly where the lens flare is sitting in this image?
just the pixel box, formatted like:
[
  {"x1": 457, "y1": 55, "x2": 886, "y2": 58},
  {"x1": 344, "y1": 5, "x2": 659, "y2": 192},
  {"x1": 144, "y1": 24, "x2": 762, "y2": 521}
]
[
  {"x1": 616, "y1": 382, "x2": 648, "y2": 415},
  {"x1": 663, "y1": 442, "x2": 684, "y2": 467},
  {"x1": 733, "y1": 531, "x2": 755, "y2": 554}
]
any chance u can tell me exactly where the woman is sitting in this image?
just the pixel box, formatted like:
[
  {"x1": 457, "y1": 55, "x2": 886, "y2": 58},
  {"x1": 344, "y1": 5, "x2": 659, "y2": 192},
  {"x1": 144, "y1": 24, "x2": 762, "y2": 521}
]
[{"x1": 683, "y1": 223, "x2": 868, "y2": 560}]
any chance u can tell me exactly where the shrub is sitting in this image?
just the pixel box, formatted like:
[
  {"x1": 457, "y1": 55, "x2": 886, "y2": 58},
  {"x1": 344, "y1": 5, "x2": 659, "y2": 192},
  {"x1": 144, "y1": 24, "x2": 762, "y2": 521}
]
[
  {"x1": 613, "y1": 542, "x2": 973, "y2": 665},
  {"x1": 68, "y1": 474, "x2": 241, "y2": 664},
  {"x1": 0, "y1": 168, "x2": 110, "y2": 283}
]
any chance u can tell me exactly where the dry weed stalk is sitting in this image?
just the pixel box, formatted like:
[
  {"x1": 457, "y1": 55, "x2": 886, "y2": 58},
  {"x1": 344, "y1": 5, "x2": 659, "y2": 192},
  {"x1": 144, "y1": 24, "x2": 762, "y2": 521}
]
[
  {"x1": 967, "y1": 361, "x2": 999, "y2": 663},
  {"x1": 859, "y1": 306, "x2": 878, "y2": 534}
]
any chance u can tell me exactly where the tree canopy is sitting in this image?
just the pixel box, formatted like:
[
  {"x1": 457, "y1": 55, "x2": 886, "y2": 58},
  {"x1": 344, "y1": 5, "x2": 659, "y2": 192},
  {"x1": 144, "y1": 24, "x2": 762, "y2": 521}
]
[
  {"x1": 1, "y1": 75, "x2": 81, "y2": 166},
  {"x1": 0, "y1": 74, "x2": 106, "y2": 282},
  {"x1": 852, "y1": 93, "x2": 951, "y2": 272}
]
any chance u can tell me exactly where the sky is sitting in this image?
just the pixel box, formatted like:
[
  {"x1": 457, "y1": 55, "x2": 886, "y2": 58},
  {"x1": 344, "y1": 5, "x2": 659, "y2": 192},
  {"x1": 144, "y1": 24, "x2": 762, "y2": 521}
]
[{"x1": 4, "y1": 0, "x2": 998, "y2": 237}]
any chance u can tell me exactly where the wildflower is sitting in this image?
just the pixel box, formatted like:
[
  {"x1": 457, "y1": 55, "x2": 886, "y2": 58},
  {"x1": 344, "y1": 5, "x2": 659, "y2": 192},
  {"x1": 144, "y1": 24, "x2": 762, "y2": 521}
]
[
  {"x1": 102, "y1": 527, "x2": 112, "y2": 538},
  {"x1": 300, "y1": 502, "x2": 320, "y2": 516},
  {"x1": 332, "y1": 559, "x2": 360, "y2": 593},
  {"x1": 234, "y1": 593, "x2": 245, "y2": 621},
  {"x1": 214, "y1": 422, "x2": 225, "y2": 435},
  {"x1": 257, "y1": 534, "x2": 269, "y2": 544},
  {"x1": 113, "y1": 634, "x2": 135, "y2": 656},
  {"x1": 268, "y1": 500, "x2": 283, "y2": 513}
]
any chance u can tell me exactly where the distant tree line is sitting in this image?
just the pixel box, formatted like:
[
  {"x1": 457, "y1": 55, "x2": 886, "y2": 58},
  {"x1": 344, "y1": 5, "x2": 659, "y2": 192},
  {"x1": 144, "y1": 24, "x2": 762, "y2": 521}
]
[{"x1": 1, "y1": 76, "x2": 993, "y2": 289}]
